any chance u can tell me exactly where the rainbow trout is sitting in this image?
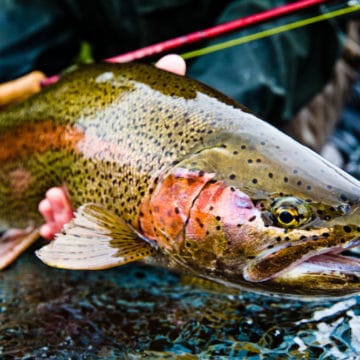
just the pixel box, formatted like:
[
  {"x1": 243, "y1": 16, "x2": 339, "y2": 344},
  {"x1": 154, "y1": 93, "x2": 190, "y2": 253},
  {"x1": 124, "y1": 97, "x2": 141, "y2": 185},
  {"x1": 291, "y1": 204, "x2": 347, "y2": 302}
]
[{"x1": 1, "y1": 63, "x2": 360, "y2": 298}]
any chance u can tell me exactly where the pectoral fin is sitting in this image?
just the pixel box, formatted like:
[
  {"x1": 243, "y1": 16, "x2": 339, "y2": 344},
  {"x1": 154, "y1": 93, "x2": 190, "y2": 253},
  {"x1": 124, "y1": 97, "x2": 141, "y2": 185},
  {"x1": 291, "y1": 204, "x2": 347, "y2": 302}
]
[{"x1": 36, "y1": 203, "x2": 157, "y2": 270}]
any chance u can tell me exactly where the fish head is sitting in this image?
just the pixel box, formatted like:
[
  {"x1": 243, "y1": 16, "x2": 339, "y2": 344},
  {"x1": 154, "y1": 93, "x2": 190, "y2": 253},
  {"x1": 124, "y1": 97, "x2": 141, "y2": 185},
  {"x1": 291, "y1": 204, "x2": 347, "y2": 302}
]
[{"x1": 146, "y1": 118, "x2": 360, "y2": 298}]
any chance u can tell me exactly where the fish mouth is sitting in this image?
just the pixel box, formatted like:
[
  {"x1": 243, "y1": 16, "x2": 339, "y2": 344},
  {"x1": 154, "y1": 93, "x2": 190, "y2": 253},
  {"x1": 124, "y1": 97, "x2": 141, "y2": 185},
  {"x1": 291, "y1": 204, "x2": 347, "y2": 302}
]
[
  {"x1": 285, "y1": 244, "x2": 360, "y2": 277},
  {"x1": 268, "y1": 243, "x2": 360, "y2": 297},
  {"x1": 244, "y1": 235, "x2": 360, "y2": 283}
]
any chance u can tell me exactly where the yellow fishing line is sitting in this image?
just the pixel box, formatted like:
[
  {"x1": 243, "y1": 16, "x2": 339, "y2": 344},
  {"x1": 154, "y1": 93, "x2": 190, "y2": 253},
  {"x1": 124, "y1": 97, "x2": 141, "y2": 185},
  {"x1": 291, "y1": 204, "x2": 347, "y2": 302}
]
[{"x1": 181, "y1": 4, "x2": 360, "y2": 60}]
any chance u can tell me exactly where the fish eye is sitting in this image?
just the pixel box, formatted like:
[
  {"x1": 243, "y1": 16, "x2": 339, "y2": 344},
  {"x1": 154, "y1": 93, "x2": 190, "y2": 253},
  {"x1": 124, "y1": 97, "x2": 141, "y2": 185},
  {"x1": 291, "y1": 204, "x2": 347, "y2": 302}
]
[{"x1": 271, "y1": 197, "x2": 312, "y2": 228}]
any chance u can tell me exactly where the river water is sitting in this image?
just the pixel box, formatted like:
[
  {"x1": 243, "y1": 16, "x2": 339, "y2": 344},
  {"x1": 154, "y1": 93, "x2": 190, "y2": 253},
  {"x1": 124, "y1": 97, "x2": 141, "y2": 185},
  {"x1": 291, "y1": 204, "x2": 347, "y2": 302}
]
[{"x1": 1, "y1": 246, "x2": 360, "y2": 359}]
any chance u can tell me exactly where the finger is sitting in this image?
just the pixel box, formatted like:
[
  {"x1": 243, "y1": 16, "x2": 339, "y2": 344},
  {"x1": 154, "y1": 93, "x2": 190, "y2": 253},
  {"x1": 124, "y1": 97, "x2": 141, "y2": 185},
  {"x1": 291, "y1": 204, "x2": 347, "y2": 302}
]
[
  {"x1": 0, "y1": 71, "x2": 46, "y2": 107},
  {"x1": 38, "y1": 199, "x2": 55, "y2": 225},
  {"x1": 155, "y1": 54, "x2": 186, "y2": 76},
  {"x1": 39, "y1": 223, "x2": 57, "y2": 240},
  {"x1": 45, "y1": 187, "x2": 73, "y2": 231}
]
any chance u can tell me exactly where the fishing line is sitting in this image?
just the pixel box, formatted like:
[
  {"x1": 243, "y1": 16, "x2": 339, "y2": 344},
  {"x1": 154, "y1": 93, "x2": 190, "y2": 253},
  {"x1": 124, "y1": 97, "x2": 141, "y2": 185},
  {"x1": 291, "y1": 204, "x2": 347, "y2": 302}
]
[{"x1": 181, "y1": 2, "x2": 360, "y2": 60}]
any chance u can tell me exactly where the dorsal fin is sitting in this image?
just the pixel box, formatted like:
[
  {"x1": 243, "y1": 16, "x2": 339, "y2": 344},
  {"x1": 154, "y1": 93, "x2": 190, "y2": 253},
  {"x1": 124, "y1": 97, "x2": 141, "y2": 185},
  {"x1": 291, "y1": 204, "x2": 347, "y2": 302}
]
[{"x1": 36, "y1": 203, "x2": 157, "y2": 270}]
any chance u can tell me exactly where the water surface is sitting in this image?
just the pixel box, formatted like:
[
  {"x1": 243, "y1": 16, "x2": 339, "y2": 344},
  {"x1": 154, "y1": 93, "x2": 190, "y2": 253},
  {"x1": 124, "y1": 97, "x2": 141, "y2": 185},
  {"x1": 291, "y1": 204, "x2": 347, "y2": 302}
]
[{"x1": 1, "y1": 246, "x2": 360, "y2": 359}]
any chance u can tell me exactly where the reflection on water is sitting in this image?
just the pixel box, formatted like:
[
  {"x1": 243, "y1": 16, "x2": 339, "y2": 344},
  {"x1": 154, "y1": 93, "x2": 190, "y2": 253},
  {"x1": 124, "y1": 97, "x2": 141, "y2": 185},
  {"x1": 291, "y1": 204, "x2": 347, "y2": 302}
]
[{"x1": 1, "y1": 248, "x2": 360, "y2": 359}]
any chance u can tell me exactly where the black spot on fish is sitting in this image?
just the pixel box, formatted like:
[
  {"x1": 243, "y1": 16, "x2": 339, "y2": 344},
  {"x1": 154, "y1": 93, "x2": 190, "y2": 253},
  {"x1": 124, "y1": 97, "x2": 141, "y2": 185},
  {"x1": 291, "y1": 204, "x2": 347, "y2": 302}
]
[
  {"x1": 343, "y1": 225, "x2": 352, "y2": 233},
  {"x1": 247, "y1": 159, "x2": 253, "y2": 164},
  {"x1": 252, "y1": 178, "x2": 258, "y2": 184},
  {"x1": 248, "y1": 215, "x2": 256, "y2": 222},
  {"x1": 268, "y1": 173, "x2": 273, "y2": 178},
  {"x1": 229, "y1": 174, "x2": 236, "y2": 180}
]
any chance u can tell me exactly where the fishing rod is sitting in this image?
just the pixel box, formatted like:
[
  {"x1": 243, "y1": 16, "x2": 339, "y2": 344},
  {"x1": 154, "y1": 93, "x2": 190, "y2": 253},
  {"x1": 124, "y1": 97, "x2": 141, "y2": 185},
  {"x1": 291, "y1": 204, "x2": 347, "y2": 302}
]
[
  {"x1": 106, "y1": 0, "x2": 331, "y2": 63},
  {"x1": 41, "y1": 0, "x2": 358, "y2": 86}
]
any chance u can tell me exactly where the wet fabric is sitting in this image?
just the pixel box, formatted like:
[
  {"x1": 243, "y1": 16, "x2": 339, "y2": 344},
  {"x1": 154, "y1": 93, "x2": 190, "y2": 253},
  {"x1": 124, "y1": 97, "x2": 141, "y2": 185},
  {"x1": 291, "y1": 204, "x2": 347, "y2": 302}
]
[{"x1": 0, "y1": 0, "x2": 345, "y2": 124}]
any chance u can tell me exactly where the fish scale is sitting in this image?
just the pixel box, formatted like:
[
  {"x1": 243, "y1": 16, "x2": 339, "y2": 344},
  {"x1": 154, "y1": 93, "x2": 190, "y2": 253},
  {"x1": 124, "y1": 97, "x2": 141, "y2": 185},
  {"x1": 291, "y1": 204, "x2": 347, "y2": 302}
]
[{"x1": 1, "y1": 62, "x2": 360, "y2": 297}]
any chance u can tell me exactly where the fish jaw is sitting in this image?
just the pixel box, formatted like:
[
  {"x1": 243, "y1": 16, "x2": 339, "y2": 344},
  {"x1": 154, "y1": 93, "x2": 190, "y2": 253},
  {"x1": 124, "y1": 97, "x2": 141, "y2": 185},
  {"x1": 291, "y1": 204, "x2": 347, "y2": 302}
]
[
  {"x1": 266, "y1": 253, "x2": 360, "y2": 298},
  {"x1": 239, "y1": 224, "x2": 360, "y2": 295},
  {"x1": 178, "y1": 215, "x2": 360, "y2": 298}
]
